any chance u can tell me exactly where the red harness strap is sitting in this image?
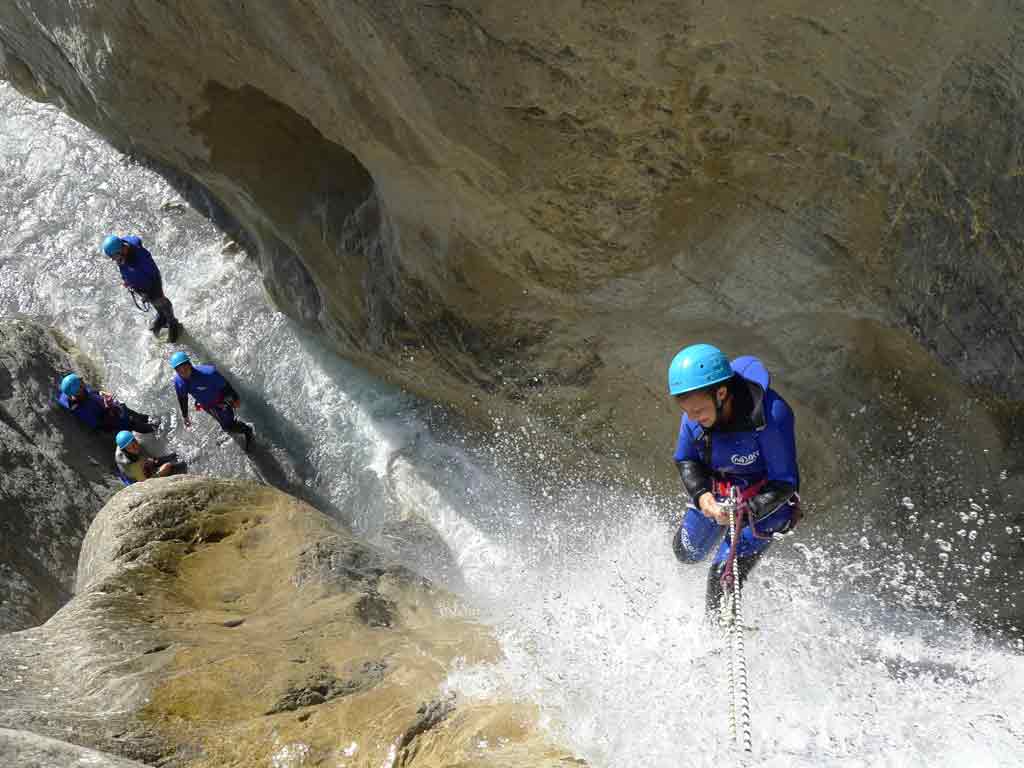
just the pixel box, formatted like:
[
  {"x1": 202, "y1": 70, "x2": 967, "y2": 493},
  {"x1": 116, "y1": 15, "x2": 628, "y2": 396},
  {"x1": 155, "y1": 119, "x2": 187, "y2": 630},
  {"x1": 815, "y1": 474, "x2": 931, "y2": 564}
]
[
  {"x1": 194, "y1": 393, "x2": 225, "y2": 413},
  {"x1": 713, "y1": 477, "x2": 766, "y2": 502},
  {"x1": 718, "y1": 480, "x2": 802, "y2": 589},
  {"x1": 718, "y1": 479, "x2": 766, "y2": 590}
]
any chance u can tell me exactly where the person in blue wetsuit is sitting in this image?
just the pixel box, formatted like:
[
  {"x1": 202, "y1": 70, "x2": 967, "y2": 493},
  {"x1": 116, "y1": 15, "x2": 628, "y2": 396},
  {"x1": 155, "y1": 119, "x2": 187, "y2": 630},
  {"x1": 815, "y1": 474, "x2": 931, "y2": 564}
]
[
  {"x1": 169, "y1": 351, "x2": 254, "y2": 450},
  {"x1": 57, "y1": 372, "x2": 157, "y2": 434},
  {"x1": 668, "y1": 343, "x2": 801, "y2": 614},
  {"x1": 102, "y1": 234, "x2": 181, "y2": 342}
]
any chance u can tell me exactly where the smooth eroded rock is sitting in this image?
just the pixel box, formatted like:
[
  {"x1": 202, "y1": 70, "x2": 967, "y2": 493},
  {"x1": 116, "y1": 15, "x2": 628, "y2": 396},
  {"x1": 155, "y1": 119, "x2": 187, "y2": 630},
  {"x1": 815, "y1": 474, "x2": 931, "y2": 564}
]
[
  {"x1": 2, "y1": 2, "x2": 1023, "y2": 488},
  {"x1": 0, "y1": 477, "x2": 583, "y2": 766}
]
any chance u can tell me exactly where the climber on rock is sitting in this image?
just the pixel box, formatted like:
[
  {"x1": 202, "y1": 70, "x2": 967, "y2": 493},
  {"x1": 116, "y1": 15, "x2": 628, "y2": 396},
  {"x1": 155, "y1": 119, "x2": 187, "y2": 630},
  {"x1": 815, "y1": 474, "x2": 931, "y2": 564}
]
[
  {"x1": 169, "y1": 350, "x2": 254, "y2": 451},
  {"x1": 113, "y1": 429, "x2": 187, "y2": 485},
  {"x1": 102, "y1": 233, "x2": 181, "y2": 342},
  {"x1": 668, "y1": 343, "x2": 801, "y2": 616},
  {"x1": 57, "y1": 372, "x2": 158, "y2": 434}
]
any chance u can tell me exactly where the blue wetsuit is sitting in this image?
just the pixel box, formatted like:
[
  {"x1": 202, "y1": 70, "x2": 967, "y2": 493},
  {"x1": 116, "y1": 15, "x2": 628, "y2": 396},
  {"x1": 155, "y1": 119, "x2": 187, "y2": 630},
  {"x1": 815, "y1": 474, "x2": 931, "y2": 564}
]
[
  {"x1": 117, "y1": 235, "x2": 178, "y2": 334},
  {"x1": 174, "y1": 364, "x2": 251, "y2": 439},
  {"x1": 58, "y1": 385, "x2": 154, "y2": 434},
  {"x1": 117, "y1": 236, "x2": 161, "y2": 294},
  {"x1": 671, "y1": 356, "x2": 800, "y2": 609}
]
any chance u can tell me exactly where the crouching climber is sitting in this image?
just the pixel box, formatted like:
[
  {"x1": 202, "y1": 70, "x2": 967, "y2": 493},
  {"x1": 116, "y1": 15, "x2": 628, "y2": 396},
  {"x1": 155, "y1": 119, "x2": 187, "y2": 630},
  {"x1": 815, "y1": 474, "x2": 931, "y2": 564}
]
[
  {"x1": 169, "y1": 351, "x2": 254, "y2": 450},
  {"x1": 668, "y1": 343, "x2": 801, "y2": 616},
  {"x1": 114, "y1": 430, "x2": 187, "y2": 485},
  {"x1": 58, "y1": 373, "x2": 157, "y2": 434}
]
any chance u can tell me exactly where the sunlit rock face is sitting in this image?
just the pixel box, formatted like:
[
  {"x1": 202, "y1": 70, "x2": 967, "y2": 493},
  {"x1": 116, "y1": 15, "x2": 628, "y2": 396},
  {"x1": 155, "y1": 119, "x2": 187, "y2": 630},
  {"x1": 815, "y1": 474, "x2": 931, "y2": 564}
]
[
  {"x1": 0, "y1": 478, "x2": 580, "y2": 766},
  {"x1": 0, "y1": 320, "x2": 119, "y2": 633},
  {"x1": 1, "y1": 4, "x2": 1023, "y2": 624}
]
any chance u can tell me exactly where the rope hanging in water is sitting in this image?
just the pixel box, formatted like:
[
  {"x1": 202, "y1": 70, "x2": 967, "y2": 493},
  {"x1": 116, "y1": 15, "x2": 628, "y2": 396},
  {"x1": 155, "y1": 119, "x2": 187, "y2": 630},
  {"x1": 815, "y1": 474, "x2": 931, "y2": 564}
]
[{"x1": 722, "y1": 496, "x2": 754, "y2": 757}]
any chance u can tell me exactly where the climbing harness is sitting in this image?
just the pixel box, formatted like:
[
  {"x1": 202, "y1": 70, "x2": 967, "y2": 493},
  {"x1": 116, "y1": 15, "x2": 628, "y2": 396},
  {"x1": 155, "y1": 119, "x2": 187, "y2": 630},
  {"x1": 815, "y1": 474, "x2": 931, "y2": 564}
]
[
  {"x1": 127, "y1": 287, "x2": 151, "y2": 313},
  {"x1": 720, "y1": 488, "x2": 754, "y2": 757}
]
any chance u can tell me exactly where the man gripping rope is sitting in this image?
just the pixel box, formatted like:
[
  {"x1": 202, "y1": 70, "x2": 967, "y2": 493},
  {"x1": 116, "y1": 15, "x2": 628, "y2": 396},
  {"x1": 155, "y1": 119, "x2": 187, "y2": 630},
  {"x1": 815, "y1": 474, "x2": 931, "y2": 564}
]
[
  {"x1": 102, "y1": 234, "x2": 181, "y2": 342},
  {"x1": 668, "y1": 344, "x2": 801, "y2": 615},
  {"x1": 169, "y1": 351, "x2": 254, "y2": 450}
]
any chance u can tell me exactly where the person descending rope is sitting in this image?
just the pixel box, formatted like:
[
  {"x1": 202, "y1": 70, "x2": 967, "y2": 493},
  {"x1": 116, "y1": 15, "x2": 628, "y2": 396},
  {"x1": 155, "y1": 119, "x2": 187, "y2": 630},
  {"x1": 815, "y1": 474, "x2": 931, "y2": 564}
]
[
  {"x1": 668, "y1": 343, "x2": 801, "y2": 616},
  {"x1": 113, "y1": 430, "x2": 187, "y2": 485},
  {"x1": 169, "y1": 351, "x2": 254, "y2": 451},
  {"x1": 102, "y1": 234, "x2": 181, "y2": 342},
  {"x1": 57, "y1": 372, "x2": 158, "y2": 434}
]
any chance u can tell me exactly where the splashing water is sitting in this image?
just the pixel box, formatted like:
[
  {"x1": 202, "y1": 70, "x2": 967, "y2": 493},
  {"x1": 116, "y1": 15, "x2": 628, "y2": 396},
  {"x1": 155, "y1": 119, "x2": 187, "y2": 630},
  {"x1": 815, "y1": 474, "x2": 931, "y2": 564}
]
[{"x1": 2, "y1": 82, "x2": 1022, "y2": 767}]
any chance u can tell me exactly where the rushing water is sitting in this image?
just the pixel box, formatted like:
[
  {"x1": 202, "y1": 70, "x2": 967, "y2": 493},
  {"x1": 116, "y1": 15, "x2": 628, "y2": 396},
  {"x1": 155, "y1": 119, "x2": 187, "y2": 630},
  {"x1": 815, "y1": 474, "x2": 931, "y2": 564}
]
[{"x1": 2, "y1": 82, "x2": 1022, "y2": 767}]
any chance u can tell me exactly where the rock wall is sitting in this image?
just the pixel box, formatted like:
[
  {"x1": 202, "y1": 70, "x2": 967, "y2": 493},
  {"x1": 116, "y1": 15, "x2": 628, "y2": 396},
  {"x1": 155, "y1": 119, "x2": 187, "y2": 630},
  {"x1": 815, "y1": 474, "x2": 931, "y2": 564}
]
[
  {"x1": 1, "y1": 3, "x2": 1023, "y2": 626},
  {"x1": 3, "y1": 3, "x2": 1023, "y2": 459},
  {"x1": 0, "y1": 477, "x2": 581, "y2": 766},
  {"x1": 0, "y1": 320, "x2": 120, "y2": 633}
]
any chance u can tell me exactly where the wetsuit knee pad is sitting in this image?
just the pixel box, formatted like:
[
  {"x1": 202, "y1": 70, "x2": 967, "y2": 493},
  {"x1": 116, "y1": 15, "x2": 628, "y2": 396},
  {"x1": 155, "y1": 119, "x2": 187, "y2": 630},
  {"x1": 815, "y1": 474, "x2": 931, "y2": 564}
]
[
  {"x1": 672, "y1": 527, "x2": 699, "y2": 563},
  {"x1": 674, "y1": 506, "x2": 722, "y2": 563}
]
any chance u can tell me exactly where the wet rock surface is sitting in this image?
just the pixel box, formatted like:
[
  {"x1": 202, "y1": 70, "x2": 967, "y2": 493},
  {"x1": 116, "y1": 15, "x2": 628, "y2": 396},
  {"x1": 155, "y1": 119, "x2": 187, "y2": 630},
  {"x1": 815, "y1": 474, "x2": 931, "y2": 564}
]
[
  {"x1": 265, "y1": 660, "x2": 388, "y2": 715},
  {"x1": 0, "y1": 320, "x2": 120, "y2": 633},
  {"x1": 0, "y1": 477, "x2": 582, "y2": 767}
]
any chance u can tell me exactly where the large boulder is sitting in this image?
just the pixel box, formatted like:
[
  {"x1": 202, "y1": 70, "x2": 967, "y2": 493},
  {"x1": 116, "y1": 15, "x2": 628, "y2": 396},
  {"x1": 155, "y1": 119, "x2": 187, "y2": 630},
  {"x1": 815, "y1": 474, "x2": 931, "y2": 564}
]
[
  {"x1": 0, "y1": 320, "x2": 120, "y2": 633},
  {"x1": 0, "y1": 477, "x2": 581, "y2": 766}
]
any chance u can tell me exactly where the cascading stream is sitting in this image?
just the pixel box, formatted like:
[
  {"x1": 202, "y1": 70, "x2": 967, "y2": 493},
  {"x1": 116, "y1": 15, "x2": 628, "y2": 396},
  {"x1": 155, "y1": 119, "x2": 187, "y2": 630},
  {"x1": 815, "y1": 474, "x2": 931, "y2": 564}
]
[{"x1": 2, "y1": 83, "x2": 1022, "y2": 768}]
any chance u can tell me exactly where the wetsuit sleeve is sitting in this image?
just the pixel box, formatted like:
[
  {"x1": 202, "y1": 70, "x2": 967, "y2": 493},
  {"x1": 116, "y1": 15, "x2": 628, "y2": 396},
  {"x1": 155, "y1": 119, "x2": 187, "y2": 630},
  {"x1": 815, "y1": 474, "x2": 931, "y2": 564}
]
[
  {"x1": 174, "y1": 376, "x2": 189, "y2": 419},
  {"x1": 673, "y1": 417, "x2": 713, "y2": 505},
  {"x1": 677, "y1": 461, "x2": 713, "y2": 505},
  {"x1": 749, "y1": 393, "x2": 799, "y2": 521}
]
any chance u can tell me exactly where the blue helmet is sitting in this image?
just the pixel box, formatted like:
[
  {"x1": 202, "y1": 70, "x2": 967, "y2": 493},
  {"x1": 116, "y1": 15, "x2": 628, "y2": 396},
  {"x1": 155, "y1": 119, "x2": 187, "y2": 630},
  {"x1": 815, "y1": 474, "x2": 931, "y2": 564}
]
[
  {"x1": 60, "y1": 373, "x2": 82, "y2": 397},
  {"x1": 668, "y1": 343, "x2": 733, "y2": 396},
  {"x1": 115, "y1": 430, "x2": 136, "y2": 449},
  {"x1": 169, "y1": 351, "x2": 191, "y2": 368},
  {"x1": 101, "y1": 235, "x2": 124, "y2": 257}
]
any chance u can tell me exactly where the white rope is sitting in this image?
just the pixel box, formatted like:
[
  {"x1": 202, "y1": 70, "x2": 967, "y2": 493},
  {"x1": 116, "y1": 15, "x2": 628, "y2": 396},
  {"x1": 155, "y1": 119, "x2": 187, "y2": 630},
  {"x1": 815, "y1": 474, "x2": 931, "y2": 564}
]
[{"x1": 726, "y1": 502, "x2": 753, "y2": 758}]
